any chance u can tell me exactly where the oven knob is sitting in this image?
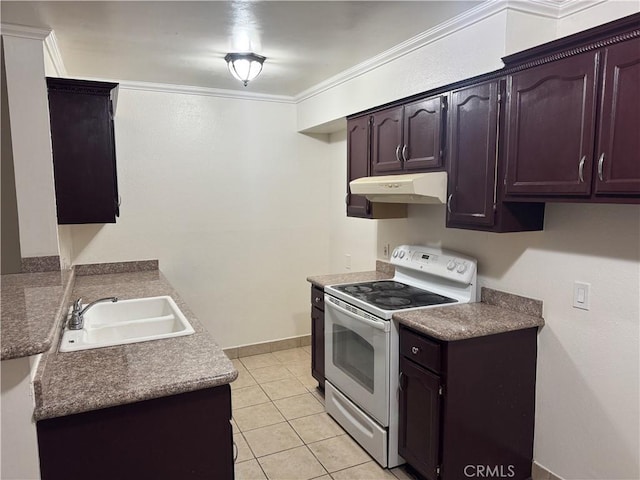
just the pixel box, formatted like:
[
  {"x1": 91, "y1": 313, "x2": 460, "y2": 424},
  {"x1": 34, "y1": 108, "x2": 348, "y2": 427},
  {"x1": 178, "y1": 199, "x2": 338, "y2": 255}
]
[
  {"x1": 399, "y1": 251, "x2": 405, "y2": 259},
  {"x1": 392, "y1": 249, "x2": 398, "y2": 258},
  {"x1": 456, "y1": 263, "x2": 467, "y2": 273},
  {"x1": 447, "y1": 260, "x2": 456, "y2": 270}
]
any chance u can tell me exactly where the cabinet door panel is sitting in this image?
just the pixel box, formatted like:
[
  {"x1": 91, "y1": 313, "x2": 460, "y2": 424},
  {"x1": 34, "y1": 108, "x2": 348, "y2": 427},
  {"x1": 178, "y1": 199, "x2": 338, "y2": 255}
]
[
  {"x1": 398, "y1": 356, "x2": 440, "y2": 480},
  {"x1": 447, "y1": 82, "x2": 499, "y2": 227},
  {"x1": 505, "y1": 52, "x2": 599, "y2": 195},
  {"x1": 347, "y1": 116, "x2": 371, "y2": 218},
  {"x1": 311, "y1": 306, "x2": 325, "y2": 388},
  {"x1": 372, "y1": 107, "x2": 403, "y2": 174},
  {"x1": 403, "y1": 96, "x2": 444, "y2": 171},
  {"x1": 595, "y1": 38, "x2": 640, "y2": 195},
  {"x1": 47, "y1": 86, "x2": 118, "y2": 223}
]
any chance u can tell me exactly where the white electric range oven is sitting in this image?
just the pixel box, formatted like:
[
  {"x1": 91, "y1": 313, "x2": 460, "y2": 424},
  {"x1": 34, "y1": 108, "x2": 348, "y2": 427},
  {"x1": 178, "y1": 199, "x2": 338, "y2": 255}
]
[{"x1": 323, "y1": 245, "x2": 477, "y2": 468}]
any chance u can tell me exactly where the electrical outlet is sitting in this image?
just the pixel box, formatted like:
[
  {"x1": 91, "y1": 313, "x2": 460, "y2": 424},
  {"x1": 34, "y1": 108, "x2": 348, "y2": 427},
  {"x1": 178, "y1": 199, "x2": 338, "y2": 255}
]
[
  {"x1": 573, "y1": 281, "x2": 590, "y2": 310},
  {"x1": 345, "y1": 254, "x2": 351, "y2": 270},
  {"x1": 383, "y1": 244, "x2": 390, "y2": 259}
]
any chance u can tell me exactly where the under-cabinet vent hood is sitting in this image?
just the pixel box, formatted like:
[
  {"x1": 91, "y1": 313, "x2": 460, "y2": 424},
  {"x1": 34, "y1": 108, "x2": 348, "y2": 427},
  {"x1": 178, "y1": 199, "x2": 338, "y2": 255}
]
[{"x1": 349, "y1": 172, "x2": 448, "y2": 204}]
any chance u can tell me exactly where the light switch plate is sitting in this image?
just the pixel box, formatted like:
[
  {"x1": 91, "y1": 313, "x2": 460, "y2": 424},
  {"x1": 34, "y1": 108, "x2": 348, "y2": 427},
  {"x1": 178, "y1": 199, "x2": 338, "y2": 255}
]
[{"x1": 573, "y1": 281, "x2": 590, "y2": 310}]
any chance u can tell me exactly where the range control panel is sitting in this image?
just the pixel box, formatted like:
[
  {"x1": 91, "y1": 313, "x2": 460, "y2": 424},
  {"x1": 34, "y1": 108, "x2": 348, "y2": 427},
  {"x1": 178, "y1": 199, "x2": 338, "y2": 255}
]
[{"x1": 390, "y1": 245, "x2": 477, "y2": 285}]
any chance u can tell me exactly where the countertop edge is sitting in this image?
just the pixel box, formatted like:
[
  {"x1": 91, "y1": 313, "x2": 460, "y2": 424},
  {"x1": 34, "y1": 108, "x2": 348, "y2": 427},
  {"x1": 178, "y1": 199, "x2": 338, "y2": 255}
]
[
  {"x1": 307, "y1": 270, "x2": 394, "y2": 288},
  {"x1": 1, "y1": 269, "x2": 75, "y2": 361},
  {"x1": 34, "y1": 369, "x2": 238, "y2": 421},
  {"x1": 394, "y1": 302, "x2": 545, "y2": 342}
]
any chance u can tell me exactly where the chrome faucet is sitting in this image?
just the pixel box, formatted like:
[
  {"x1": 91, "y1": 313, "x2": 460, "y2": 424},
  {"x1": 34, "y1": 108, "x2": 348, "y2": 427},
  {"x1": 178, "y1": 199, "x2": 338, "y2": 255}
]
[{"x1": 68, "y1": 297, "x2": 118, "y2": 330}]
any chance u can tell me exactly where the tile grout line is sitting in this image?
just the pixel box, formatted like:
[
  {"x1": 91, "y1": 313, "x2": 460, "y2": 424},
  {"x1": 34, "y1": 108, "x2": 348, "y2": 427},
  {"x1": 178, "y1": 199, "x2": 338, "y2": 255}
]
[{"x1": 238, "y1": 348, "x2": 386, "y2": 479}]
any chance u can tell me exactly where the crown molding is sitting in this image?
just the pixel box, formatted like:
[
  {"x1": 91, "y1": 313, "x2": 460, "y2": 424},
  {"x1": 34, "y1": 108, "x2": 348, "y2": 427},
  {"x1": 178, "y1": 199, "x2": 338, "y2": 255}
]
[
  {"x1": 294, "y1": 0, "x2": 568, "y2": 103},
  {"x1": 507, "y1": 0, "x2": 563, "y2": 17},
  {"x1": 44, "y1": 30, "x2": 68, "y2": 76},
  {"x1": 106, "y1": 79, "x2": 296, "y2": 104},
  {"x1": 0, "y1": 23, "x2": 51, "y2": 40},
  {"x1": 556, "y1": 0, "x2": 610, "y2": 18}
]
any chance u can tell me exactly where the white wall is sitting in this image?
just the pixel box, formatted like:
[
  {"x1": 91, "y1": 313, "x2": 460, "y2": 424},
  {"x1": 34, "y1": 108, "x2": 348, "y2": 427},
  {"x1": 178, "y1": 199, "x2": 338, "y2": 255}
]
[
  {"x1": 64, "y1": 88, "x2": 331, "y2": 348},
  {"x1": 1, "y1": 356, "x2": 41, "y2": 479},
  {"x1": 557, "y1": 0, "x2": 640, "y2": 37},
  {"x1": 1, "y1": 34, "x2": 59, "y2": 258}
]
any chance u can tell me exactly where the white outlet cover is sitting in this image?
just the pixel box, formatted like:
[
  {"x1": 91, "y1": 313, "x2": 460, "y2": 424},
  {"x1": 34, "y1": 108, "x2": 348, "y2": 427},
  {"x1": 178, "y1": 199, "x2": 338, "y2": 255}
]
[{"x1": 573, "y1": 281, "x2": 590, "y2": 310}]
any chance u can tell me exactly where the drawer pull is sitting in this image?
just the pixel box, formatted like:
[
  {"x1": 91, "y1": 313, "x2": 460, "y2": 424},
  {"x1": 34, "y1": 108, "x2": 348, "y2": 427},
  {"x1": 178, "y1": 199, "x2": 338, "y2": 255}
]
[
  {"x1": 411, "y1": 346, "x2": 420, "y2": 355},
  {"x1": 314, "y1": 297, "x2": 321, "y2": 303}
]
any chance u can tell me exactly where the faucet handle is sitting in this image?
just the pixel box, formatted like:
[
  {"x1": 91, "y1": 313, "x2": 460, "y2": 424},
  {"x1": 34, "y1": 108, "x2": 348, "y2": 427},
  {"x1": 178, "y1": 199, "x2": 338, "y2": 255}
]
[{"x1": 72, "y1": 298, "x2": 83, "y2": 312}]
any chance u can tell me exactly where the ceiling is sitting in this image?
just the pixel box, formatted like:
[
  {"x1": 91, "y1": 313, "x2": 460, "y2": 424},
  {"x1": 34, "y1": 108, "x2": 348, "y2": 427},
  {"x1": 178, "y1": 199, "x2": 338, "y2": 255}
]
[{"x1": 1, "y1": 1, "x2": 483, "y2": 97}]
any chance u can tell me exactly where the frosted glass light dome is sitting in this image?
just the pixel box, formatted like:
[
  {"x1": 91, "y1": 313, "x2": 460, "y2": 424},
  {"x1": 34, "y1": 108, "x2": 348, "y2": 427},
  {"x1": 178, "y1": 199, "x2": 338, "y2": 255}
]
[{"x1": 224, "y1": 53, "x2": 266, "y2": 87}]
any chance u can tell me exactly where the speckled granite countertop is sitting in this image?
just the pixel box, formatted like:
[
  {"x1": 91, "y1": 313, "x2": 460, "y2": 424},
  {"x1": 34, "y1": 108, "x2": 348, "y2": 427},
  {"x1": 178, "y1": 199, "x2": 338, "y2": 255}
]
[
  {"x1": 307, "y1": 261, "x2": 394, "y2": 288},
  {"x1": 33, "y1": 268, "x2": 237, "y2": 421},
  {"x1": 394, "y1": 287, "x2": 544, "y2": 341},
  {"x1": 1, "y1": 269, "x2": 74, "y2": 360}
]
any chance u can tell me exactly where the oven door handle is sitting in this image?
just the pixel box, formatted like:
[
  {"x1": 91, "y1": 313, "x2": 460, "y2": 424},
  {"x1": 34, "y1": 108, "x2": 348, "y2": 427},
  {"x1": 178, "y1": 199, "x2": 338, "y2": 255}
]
[{"x1": 326, "y1": 298, "x2": 390, "y2": 332}]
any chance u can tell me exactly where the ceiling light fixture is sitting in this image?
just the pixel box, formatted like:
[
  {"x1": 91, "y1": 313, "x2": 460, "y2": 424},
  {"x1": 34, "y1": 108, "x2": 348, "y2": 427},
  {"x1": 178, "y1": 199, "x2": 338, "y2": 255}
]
[{"x1": 224, "y1": 52, "x2": 266, "y2": 87}]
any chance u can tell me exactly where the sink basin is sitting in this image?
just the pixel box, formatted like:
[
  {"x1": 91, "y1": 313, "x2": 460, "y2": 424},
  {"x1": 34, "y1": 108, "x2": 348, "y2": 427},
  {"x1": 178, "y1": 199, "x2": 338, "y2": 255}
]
[{"x1": 59, "y1": 296, "x2": 195, "y2": 352}]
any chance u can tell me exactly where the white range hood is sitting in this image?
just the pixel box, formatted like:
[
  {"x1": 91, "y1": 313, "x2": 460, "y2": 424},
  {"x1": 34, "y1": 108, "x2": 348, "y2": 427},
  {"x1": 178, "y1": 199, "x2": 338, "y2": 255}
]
[{"x1": 349, "y1": 172, "x2": 448, "y2": 204}]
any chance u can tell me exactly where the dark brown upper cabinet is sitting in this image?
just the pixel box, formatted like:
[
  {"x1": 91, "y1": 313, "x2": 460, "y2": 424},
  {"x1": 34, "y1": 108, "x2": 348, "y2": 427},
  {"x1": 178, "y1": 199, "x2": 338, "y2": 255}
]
[
  {"x1": 446, "y1": 80, "x2": 545, "y2": 232},
  {"x1": 346, "y1": 116, "x2": 407, "y2": 219},
  {"x1": 504, "y1": 36, "x2": 640, "y2": 201},
  {"x1": 346, "y1": 115, "x2": 371, "y2": 218},
  {"x1": 47, "y1": 77, "x2": 120, "y2": 224},
  {"x1": 447, "y1": 81, "x2": 500, "y2": 228},
  {"x1": 594, "y1": 38, "x2": 640, "y2": 196},
  {"x1": 504, "y1": 51, "x2": 599, "y2": 196},
  {"x1": 371, "y1": 96, "x2": 446, "y2": 176}
]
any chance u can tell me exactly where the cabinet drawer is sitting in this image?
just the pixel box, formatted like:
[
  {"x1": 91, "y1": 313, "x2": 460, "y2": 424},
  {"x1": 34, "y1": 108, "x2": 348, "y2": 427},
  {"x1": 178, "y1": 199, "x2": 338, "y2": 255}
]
[
  {"x1": 400, "y1": 327, "x2": 441, "y2": 373},
  {"x1": 311, "y1": 286, "x2": 324, "y2": 311}
]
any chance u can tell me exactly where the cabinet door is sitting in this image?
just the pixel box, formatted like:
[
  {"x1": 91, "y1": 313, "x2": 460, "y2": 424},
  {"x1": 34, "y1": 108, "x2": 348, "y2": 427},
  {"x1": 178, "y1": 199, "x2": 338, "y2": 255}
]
[
  {"x1": 47, "y1": 78, "x2": 119, "y2": 224},
  {"x1": 403, "y1": 96, "x2": 445, "y2": 171},
  {"x1": 37, "y1": 387, "x2": 234, "y2": 480},
  {"x1": 347, "y1": 116, "x2": 371, "y2": 218},
  {"x1": 594, "y1": 38, "x2": 640, "y2": 195},
  {"x1": 311, "y1": 306, "x2": 325, "y2": 389},
  {"x1": 447, "y1": 81, "x2": 499, "y2": 227},
  {"x1": 371, "y1": 106, "x2": 404, "y2": 174},
  {"x1": 398, "y1": 356, "x2": 441, "y2": 480},
  {"x1": 504, "y1": 52, "x2": 599, "y2": 196}
]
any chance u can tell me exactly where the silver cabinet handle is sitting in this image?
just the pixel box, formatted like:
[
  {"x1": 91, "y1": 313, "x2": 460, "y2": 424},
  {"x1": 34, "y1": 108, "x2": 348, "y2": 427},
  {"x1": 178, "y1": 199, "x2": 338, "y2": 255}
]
[
  {"x1": 411, "y1": 346, "x2": 420, "y2": 355},
  {"x1": 597, "y1": 153, "x2": 605, "y2": 181},
  {"x1": 578, "y1": 155, "x2": 586, "y2": 183},
  {"x1": 314, "y1": 297, "x2": 321, "y2": 303},
  {"x1": 395, "y1": 145, "x2": 402, "y2": 163},
  {"x1": 401, "y1": 144, "x2": 408, "y2": 162},
  {"x1": 447, "y1": 194, "x2": 453, "y2": 214}
]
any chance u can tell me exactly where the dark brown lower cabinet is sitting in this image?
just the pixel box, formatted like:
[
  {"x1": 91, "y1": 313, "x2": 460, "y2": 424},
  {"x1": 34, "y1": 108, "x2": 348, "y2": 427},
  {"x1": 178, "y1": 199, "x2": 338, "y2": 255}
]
[
  {"x1": 399, "y1": 326, "x2": 537, "y2": 480},
  {"x1": 37, "y1": 385, "x2": 233, "y2": 480},
  {"x1": 311, "y1": 285, "x2": 325, "y2": 389},
  {"x1": 399, "y1": 356, "x2": 441, "y2": 479}
]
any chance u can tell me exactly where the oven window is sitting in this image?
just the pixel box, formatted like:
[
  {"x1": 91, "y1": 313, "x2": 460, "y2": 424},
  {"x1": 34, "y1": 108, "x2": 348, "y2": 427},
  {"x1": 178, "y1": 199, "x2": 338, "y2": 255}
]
[{"x1": 332, "y1": 324, "x2": 374, "y2": 393}]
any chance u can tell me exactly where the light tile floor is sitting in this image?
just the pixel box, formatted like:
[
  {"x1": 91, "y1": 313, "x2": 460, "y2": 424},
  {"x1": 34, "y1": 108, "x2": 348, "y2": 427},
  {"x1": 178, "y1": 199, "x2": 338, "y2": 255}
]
[{"x1": 232, "y1": 347, "x2": 419, "y2": 480}]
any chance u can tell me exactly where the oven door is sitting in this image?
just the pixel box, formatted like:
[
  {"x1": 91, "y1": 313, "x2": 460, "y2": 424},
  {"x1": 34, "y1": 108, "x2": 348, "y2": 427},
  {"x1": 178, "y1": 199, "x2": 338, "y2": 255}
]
[{"x1": 324, "y1": 295, "x2": 390, "y2": 426}]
